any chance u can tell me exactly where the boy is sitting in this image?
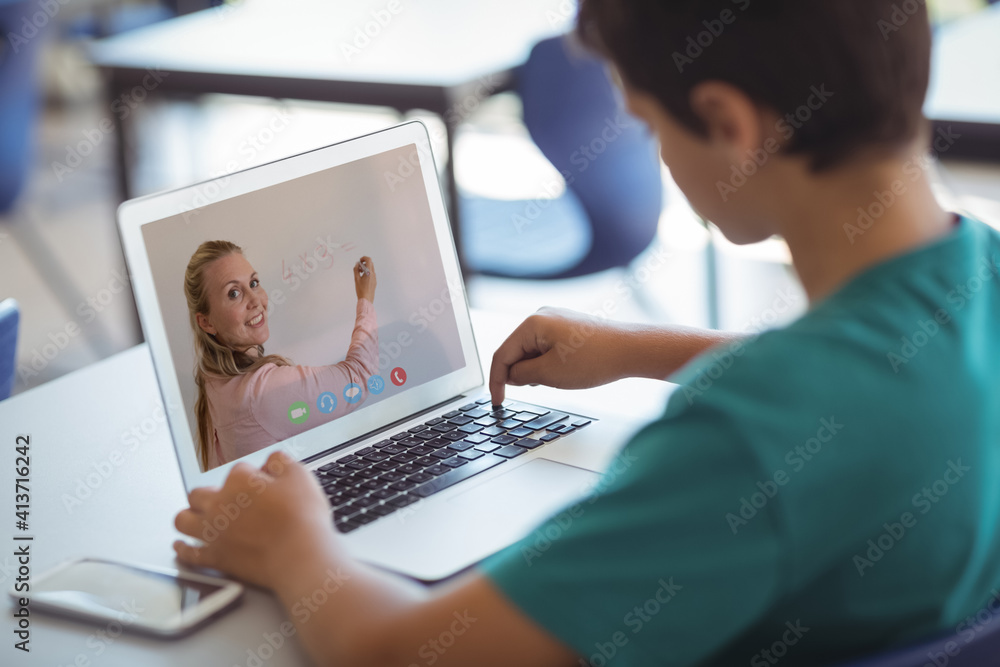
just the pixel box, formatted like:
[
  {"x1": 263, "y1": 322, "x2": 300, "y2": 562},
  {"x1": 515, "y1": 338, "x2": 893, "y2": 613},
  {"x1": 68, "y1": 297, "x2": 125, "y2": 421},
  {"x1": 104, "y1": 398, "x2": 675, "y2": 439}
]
[{"x1": 173, "y1": 1, "x2": 1000, "y2": 664}]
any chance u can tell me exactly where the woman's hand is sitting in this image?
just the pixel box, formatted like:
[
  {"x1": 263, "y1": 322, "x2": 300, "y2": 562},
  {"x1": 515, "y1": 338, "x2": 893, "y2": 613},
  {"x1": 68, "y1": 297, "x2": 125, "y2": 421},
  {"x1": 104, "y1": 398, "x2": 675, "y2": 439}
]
[
  {"x1": 173, "y1": 451, "x2": 336, "y2": 591},
  {"x1": 354, "y1": 255, "x2": 377, "y2": 303}
]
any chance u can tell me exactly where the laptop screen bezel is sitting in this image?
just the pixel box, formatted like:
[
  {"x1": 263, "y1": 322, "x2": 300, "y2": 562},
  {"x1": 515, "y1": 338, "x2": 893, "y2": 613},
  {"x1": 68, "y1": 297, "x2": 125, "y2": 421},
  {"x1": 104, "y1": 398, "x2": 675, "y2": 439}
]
[{"x1": 117, "y1": 120, "x2": 484, "y2": 490}]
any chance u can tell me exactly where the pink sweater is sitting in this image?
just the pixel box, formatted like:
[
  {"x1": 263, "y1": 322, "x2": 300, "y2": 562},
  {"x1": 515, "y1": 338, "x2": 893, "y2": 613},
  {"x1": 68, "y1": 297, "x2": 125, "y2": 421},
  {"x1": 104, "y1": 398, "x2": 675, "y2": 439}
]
[{"x1": 203, "y1": 298, "x2": 379, "y2": 469}]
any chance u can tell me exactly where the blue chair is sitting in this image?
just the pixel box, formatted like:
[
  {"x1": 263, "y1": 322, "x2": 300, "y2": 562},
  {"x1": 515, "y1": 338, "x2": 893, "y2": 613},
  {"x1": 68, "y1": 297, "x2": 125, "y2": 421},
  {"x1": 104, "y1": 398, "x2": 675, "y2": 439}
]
[
  {"x1": 0, "y1": 0, "x2": 44, "y2": 213},
  {"x1": 461, "y1": 34, "x2": 663, "y2": 279},
  {"x1": 835, "y1": 611, "x2": 1000, "y2": 667},
  {"x1": 0, "y1": 298, "x2": 19, "y2": 400}
]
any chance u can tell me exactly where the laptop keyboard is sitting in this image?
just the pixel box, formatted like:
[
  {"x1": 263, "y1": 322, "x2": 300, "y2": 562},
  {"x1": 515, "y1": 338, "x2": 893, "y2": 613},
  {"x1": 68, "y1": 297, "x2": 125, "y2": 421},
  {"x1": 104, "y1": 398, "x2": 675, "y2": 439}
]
[{"x1": 311, "y1": 397, "x2": 593, "y2": 533}]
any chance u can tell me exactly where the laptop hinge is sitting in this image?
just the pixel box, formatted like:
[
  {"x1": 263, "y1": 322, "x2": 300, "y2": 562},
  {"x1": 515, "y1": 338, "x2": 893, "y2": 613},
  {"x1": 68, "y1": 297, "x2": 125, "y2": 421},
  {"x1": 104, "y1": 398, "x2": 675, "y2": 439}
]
[{"x1": 302, "y1": 394, "x2": 470, "y2": 465}]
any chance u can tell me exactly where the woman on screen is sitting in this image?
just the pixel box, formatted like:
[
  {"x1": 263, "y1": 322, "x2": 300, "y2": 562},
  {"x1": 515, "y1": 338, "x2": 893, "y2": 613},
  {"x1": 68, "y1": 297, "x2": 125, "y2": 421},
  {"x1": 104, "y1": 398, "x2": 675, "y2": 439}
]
[{"x1": 183, "y1": 240, "x2": 379, "y2": 471}]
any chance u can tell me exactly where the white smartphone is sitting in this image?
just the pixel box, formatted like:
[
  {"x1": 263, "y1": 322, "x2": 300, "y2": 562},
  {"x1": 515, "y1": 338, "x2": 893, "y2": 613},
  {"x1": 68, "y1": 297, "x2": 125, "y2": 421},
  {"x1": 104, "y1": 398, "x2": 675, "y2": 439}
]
[{"x1": 9, "y1": 558, "x2": 244, "y2": 638}]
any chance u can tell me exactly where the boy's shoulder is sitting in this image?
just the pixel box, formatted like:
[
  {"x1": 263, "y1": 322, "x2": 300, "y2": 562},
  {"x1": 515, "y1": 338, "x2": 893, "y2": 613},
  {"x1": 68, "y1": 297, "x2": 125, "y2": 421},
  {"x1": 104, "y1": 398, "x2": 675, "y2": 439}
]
[
  {"x1": 669, "y1": 320, "x2": 876, "y2": 425},
  {"x1": 678, "y1": 216, "x2": 1000, "y2": 400},
  {"x1": 669, "y1": 216, "x2": 1000, "y2": 448}
]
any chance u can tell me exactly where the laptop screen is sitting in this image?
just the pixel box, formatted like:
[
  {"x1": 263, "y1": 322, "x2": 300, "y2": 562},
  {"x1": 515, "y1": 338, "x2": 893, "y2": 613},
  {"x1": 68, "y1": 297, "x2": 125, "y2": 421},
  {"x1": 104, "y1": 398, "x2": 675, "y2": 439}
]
[{"x1": 135, "y1": 138, "x2": 472, "y2": 473}]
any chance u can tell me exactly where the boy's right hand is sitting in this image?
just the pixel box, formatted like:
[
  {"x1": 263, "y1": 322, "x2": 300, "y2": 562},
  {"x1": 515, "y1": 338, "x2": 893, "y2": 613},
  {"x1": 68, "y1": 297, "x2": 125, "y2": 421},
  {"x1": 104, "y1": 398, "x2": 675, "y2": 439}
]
[
  {"x1": 490, "y1": 308, "x2": 749, "y2": 405},
  {"x1": 489, "y1": 307, "x2": 633, "y2": 405}
]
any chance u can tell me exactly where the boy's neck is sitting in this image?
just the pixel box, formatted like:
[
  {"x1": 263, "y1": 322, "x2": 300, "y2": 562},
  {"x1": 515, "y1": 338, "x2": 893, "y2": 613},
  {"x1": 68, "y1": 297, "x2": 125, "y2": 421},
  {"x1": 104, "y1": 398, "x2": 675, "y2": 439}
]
[{"x1": 774, "y1": 148, "x2": 953, "y2": 304}]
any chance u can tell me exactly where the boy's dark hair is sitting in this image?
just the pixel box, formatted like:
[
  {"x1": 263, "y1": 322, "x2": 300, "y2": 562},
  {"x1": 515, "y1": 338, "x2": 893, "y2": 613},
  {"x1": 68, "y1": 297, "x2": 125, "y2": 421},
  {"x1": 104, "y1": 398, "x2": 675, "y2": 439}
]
[{"x1": 576, "y1": 0, "x2": 933, "y2": 171}]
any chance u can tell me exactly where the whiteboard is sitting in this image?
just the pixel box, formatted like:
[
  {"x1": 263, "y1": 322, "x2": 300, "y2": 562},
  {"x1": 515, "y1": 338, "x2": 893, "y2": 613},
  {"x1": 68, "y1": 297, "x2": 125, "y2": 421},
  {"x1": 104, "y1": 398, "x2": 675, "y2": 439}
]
[{"x1": 142, "y1": 145, "x2": 466, "y2": 446}]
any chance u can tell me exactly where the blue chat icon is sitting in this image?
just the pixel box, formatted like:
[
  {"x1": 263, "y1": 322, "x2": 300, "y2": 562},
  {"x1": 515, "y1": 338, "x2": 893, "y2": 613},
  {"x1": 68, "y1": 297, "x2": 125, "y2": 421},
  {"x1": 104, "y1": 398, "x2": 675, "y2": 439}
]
[{"x1": 343, "y1": 383, "x2": 363, "y2": 404}]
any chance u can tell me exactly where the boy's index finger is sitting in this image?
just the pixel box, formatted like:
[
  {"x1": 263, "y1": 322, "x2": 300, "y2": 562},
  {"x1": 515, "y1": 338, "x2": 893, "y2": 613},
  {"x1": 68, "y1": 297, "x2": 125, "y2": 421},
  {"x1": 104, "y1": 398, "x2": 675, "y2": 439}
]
[
  {"x1": 489, "y1": 322, "x2": 542, "y2": 405},
  {"x1": 488, "y1": 344, "x2": 515, "y2": 406}
]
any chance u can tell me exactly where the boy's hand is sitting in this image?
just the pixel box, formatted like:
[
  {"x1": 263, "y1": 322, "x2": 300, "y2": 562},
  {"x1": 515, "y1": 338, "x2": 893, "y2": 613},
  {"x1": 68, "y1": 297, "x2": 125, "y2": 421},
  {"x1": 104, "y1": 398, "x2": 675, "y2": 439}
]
[
  {"x1": 173, "y1": 451, "x2": 335, "y2": 590},
  {"x1": 490, "y1": 309, "x2": 750, "y2": 405},
  {"x1": 354, "y1": 256, "x2": 377, "y2": 303},
  {"x1": 489, "y1": 307, "x2": 633, "y2": 405}
]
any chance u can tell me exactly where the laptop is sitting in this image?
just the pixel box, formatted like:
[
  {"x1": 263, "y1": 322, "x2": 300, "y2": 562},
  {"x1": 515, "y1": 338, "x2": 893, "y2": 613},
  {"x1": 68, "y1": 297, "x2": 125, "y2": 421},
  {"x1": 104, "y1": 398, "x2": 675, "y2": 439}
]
[{"x1": 117, "y1": 120, "x2": 638, "y2": 581}]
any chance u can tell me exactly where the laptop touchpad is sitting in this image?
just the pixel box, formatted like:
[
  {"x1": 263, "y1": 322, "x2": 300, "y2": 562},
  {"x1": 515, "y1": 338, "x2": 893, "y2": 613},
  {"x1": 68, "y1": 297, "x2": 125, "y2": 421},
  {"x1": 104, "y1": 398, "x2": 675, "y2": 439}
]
[
  {"x1": 346, "y1": 458, "x2": 601, "y2": 581},
  {"x1": 448, "y1": 458, "x2": 598, "y2": 521}
]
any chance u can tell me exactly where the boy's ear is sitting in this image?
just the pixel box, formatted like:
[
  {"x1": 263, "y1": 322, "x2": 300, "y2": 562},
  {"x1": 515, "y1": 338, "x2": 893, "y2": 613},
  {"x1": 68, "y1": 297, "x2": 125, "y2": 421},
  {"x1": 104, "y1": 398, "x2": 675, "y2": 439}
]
[{"x1": 688, "y1": 81, "x2": 765, "y2": 159}]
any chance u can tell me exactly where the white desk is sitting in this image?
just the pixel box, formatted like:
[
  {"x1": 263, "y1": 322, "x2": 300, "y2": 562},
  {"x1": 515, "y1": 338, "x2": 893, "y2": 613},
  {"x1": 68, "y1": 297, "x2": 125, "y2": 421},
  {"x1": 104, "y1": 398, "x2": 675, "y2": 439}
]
[{"x1": 0, "y1": 310, "x2": 672, "y2": 665}]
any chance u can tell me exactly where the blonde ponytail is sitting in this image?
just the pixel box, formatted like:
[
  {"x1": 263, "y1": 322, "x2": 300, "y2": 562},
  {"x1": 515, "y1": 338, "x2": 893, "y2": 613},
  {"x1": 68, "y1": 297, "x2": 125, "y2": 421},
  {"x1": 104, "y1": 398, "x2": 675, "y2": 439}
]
[{"x1": 183, "y1": 241, "x2": 289, "y2": 470}]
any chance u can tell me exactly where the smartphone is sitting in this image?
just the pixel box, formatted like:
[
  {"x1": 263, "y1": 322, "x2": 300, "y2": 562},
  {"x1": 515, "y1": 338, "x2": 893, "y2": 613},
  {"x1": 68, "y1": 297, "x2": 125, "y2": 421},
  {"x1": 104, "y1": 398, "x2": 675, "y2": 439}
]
[{"x1": 9, "y1": 558, "x2": 244, "y2": 638}]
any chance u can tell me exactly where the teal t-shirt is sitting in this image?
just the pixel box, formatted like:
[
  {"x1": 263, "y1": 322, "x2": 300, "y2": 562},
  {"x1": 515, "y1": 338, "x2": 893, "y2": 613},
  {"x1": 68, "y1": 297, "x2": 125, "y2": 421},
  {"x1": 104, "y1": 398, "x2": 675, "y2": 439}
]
[{"x1": 481, "y1": 216, "x2": 1000, "y2": 665}]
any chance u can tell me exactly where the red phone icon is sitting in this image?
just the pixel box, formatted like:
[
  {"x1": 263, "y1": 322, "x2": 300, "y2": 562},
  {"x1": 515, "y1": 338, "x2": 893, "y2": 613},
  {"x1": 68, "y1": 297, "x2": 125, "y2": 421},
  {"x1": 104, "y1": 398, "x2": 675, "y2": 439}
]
[{"x1": 390, "y1": 367, "x2": 407, "y2": 386}]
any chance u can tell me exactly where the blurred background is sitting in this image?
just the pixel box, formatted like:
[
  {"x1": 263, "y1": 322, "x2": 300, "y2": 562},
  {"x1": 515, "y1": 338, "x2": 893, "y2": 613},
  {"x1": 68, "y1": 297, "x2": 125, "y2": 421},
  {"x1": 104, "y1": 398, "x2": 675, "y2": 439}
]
[{"x1": 1, "y1": 0, "x2": 998, "y2": 398}]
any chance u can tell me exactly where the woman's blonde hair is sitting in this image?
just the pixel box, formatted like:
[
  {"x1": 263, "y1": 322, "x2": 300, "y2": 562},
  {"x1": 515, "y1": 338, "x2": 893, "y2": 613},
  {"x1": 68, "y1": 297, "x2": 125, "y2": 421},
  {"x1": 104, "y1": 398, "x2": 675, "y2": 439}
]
[{"x1": 184, "y1": 240, "x2": 289, "y2": 470}]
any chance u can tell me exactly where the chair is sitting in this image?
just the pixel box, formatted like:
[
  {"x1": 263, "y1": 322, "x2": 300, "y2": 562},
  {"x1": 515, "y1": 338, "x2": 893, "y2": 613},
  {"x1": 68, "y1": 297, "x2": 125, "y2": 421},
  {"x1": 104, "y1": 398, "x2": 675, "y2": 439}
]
[
  {"x1": 0, "y1": 0, "x2": 44, "y2": 214},
  {"x1": 0, "y1": 298, "x2": 19, "y2": 400},
  {"x1": 461, "y1": 34, "x2": 663, "y2": 279},
  {"x1": 834, "y1": 611, "x2": 1000, "y2": 667}
]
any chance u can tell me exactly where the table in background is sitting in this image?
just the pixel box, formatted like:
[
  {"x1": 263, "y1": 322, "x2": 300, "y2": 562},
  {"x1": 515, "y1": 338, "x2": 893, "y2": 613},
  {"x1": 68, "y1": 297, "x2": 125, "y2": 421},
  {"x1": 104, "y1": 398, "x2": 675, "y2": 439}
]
[
  {"x1": 88, "y1": 0, "x2": 576, "y2": 272},
  {"x1": 926, "y1": 4, "x2": 1000, "y2": 159},
  {"x1": 0, "y1": 309, "x2": 673, "y2": 666}
]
